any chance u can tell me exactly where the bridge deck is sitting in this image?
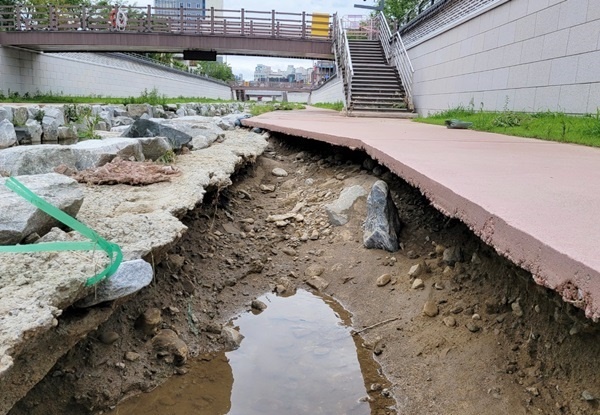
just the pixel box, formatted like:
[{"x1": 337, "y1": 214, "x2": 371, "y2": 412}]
[
  {"x1": 243, "y1": 107, "x2": 600, "y2": 321},
  {"x1": 0, "y1": 6, "x2": 334, "y2": 58}
]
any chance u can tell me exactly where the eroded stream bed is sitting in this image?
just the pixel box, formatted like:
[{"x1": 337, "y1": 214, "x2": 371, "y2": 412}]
[{"x1": 11, "y1": 133, "x2": 600, "y2": 415}]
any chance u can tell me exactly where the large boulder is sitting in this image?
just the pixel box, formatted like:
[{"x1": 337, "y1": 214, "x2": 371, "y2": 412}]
[
  {"x1": 123, "y1": 119, "x2": 192, "y2": 150},
  {"x1": 136, "y1": 136, "x2": 172, "y2": 160},
  {"x1": 43, "y1": 106, "x2": 65, "y2": 126},
  {"x1": 0, "y1": 119, "x2": 17, "y2": 149},
  {"x1": 41, "y1": 116, "x2": 60, "y2": 142},
  {"x1": 363, "y1": 180, "x2": 402, "y2": 252},
  {"x1": 25, "y1": 119, "x2": 42, "y2": 144},
  {"x1": 126, "y1": 103, "x2": 153, "y2": 119},
  {"x1": 0, "y1": 145, "x2": 77, "y2": 175},
  {"x1": 324, "y1": 185, "x2": 367, "y2": 226},
  {"x1": 0, "y1": 173, "x2": 84, "y2": 245},
  {"x1": 12, "y1": 107, "x2": 29, "y2": 126},
  {"x1": 71, "y1": 137, "x2": 144, "y2": 170},
  {"x1": 0, "y1": 106, "x2": 13, "y2": 123}
]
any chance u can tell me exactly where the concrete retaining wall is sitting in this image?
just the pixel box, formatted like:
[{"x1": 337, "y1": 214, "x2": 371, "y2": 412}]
[
  {"x1": 0, "y1": 47, "x2": 232, "y2": 100},
  {"x1": 309, "y1": 75, "x2": 344, "y2": 104},
  {"x1": 403, "y1": 0, "x2": 600, "y2": 115},
  {"x1": 287, "y1": 92, "x2": 310, "y2": 103}
]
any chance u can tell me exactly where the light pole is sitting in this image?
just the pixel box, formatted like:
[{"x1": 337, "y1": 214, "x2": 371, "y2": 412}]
[{"x1": 354, "y1": 0, "x2": 384, "y2": 11}]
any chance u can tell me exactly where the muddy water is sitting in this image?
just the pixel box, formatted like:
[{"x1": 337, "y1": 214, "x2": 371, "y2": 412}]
[{"x1": 110, "y1": 289, "x2": 392, "y2": 415}]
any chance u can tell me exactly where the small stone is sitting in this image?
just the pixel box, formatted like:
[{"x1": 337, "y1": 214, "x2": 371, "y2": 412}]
[
  {"x1": 581, "y1": 390, "x2": 596, "y2": 401},
  {"x1": 260, "y1": 184, "x2": 276, "y2": 192},
  {"x1": 406, "y1": 250, "x2": 419, "y2": 259},
  {"x1": 304, "y1": 264, "x2": 325, "y2": 277},
  {"x1": 310, "y1": 230, "x2": 320, "y2": 240},
  {"x1": 370, "y1": 383, "x2": 382, "y2": 391},
  {"x1": 443, "y1": 316, "x2": 456, "y2": 327},
  {"x1": 471, "y1": 252, "x2": 482, "y2": 264},
  {"x1": 411, "y1": 278, "x2": 424, "y2": 290},
  {"x1": 526, "y1": 387, "x2": 540, "y2": 397},
  {"x1": 376, "y1": 274, "x2": 391, "y2": 287},
  {"x1": 282, "y1": 247, "x2": 296, "y2": 256},
  {"x1": 408, "y1": 263, "x2": 423, "y2": 278},
  {"x1": 124, "y1": 351, "x2": 140, "y2": 362},
  {"x1": 423, "y1": 301, "x2": 438, "y2": 317},
  {"x1": 511, "y1": 302, "x2": 523, "y2": 317},
  {"x1": 175, "y1": 367, "x2": 188, "y2": 375},
  {"x1": 307, "y1": 276, "x2": 329, "y2": 291},
  {"x1": 152, "y1": 329, "x2": 189, "y2": 366},
  {"x1": 434, "y1": 244, "x2": 445, "y2": 255},
  {"x1": 99, "y1": 331, "x2": 119, "y2": 345},
  {"x1": 466, "y1": 322, "x2": 480, "y2": 333},
  {"x1": 443, "y1": 246, "x2": 463, "y2": 266},
  {"x1": 251, "y1": 300, "x2": 267, "y2": 311},
  {"x1": 271, "y1": 167, "x2": 288, "y2": 177},
  {"x1": 434, "y1": 282, "x2": 445, "y2": 290},
  {"x1": 221, "y1": 326, "x2": 245, "y2": 350},
  {"x1": 472, "y1": 313, "x2": 481, "y2": 320},
  {"x1": 136, "y1": 307, "x2": 162, "y2": 335},
  {"x1": 115, "y1": 362, "x2": 126, "y2": 369}
]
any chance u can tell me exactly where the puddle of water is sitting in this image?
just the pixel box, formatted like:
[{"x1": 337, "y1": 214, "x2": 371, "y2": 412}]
[{"x1": 111, "y1": 289, "x2": 391, "y2": 415}]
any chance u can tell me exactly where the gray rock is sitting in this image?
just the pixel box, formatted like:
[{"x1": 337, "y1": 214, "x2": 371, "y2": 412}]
[
  {"x1": 363, "y1": 157, "x2": 377, "y2": 171},
  {"x1": 14, "y1": 126, "x2": 31, "y2": 145},
  {"x1": 152, "y1": 105, "x2": 166, "y2": 119},
  {"x1": 136, "y1": 136, "x2": 171, "y2": 160},
  {"x1": 25, "y1": 119, "x2": 42, "y2": 144},
  {"x1": 0, "y1": 106, "x2": 13, "y2": 123},
  {"x1": 126, "y1": 103, "x2": 153, "y2": 119},
  {"x1": 443, "y1": 246, "x2": 463, "y2": 266},
  {"x1": 41, "y1": 116, "x2": 59, "y2": 142},
  {"x1": 0, "y1": 145, "x2": 77, "y2": 175},
  {"x1": 71, "y1": 137, "x2": 144, "y2": 170},
  {"x1": 324, "y1": 185, "x2": 367, "y2": 226},
  {"x1": 363, "y1": 180, "x2": 402, "y2": 252},
  {"x1": 98, "y1": 110, "x2": 113, "y2": 128},
  {"x1": 43, "y1": 106, "x2": 65, "y2": 125},
  {"x1": 123, "y1": 119, "x2": 192, "y2": 150},
  {"x1": 113, "y1": 116, "x2": 135, "y2": 126},
  {"x1": 423, "y1": 301, "x2": 439, "y2": 317},
  {"x1": 12, "y1": 107, "x2": 29, "y2": 126},
  {"x1": 221, "y1": 326, "x2": 244, "y2": 350},
  {"x1": 216, "y1": 118, "x2": 234, "y2": 131},
  {"x1": 190, "y1": 133, "x2": 212, "y2": 150},
  {"x1": 76, "y1": 259, "x2": 154, "y2": 307},
  {"x1": 0, "y1": 119, "x2": 17, "y2": 149},
  {"x1": 0, "y1": 173, "x2": 83, "y2": 244},
  {"x1": 376, "y1": 273, "x2": 391, "y2": 287},
  {"x1": 57, "y1": 125, "x2": 78, "y2": 143}
]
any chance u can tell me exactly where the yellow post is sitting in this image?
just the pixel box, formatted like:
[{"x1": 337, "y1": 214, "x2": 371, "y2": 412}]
[{"x1": 311, "y1": 13, "x2": 330, "y2": 37}]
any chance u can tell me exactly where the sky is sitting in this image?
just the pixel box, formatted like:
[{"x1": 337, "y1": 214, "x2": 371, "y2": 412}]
[{"x1": 222, "y1": 0, "x2": 373, "y2": 80}]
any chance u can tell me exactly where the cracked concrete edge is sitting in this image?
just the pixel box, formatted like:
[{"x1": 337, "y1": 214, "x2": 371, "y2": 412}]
[
  {"x1": 0, "y1": 129, "x2": 269, "y2": 415},
  {"x1": 242, "y1": 118, "x2": 600, "y2": 322}
]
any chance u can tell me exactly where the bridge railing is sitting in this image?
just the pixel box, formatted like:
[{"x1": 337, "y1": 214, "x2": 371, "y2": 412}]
[
  {"x1": 0, "y1": 5, "x2": 335, "y2": 40},
  {"x1": 230, "y1": 81, "x2": 315, "y2": 91}
]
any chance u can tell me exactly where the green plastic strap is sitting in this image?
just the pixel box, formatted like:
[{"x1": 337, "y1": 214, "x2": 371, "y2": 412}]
[{"x1": 0, "y1": 177, "x2": 123, "y2": 286}]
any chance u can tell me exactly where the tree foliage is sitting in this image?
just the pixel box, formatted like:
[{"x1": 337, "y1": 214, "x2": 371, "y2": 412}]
[
  {"x1": 196, "y1": 61, "x2": 235, "y2": 82},
  {"x1": 379, "y1": 0, "x2": 422, "y2": 24}
]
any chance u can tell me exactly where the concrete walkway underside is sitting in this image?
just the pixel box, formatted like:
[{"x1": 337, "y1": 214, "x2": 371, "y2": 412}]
[{"x1": 243, "y1": 107, "x2": 600, "y2": 321}]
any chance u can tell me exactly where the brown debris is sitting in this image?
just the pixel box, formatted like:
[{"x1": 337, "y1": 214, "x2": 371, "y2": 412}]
[{"x1": 73, "y1": 157, "x2": 180, "y2": 185}]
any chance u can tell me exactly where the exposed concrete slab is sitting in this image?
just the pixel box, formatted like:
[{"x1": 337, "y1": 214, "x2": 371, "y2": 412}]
[{"x1": 243, "y1": 107, "x2": 600, "y2": 321}]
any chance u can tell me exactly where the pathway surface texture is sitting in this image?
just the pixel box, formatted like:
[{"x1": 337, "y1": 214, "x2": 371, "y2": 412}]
[{"x1": 243, "y1": 107, "x2": 600, "y2": 321}]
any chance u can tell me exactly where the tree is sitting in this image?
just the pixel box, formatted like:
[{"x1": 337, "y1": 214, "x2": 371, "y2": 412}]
[
  {"x1": 378, "y1": 0, "x2": 421, "y2": 24},
  {"x1": 196, "y1": 61, "x2": 235, "y2": 82}
]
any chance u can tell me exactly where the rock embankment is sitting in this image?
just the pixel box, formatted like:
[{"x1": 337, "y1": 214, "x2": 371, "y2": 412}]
[{"x1": 0, "y1": 102, "x2": 266, "y2": 415}]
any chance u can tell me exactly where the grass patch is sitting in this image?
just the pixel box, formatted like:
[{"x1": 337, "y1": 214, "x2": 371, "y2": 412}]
[
  {"x1": 250, "y1": 102, "x2": 306, "y2": 116},
  {"x1": 312, "y1": 101, "x2": 344, "y2": 111},
  {"x1": 0, "y1": 88, "x2": 234, "y2": 106},
  {"x1": 417, "y1": 104, "x2": 600, "y2": 148}
]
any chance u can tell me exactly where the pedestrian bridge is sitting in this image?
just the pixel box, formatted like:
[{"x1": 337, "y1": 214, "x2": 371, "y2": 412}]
[{"x1": 0, "y1": 5, "x2": 334, "y2": 59}]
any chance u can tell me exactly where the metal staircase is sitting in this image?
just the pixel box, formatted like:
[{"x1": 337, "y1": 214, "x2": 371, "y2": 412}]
[
  {"x1": 348, "y1": 39, "x2": 407, "y2": 113},
  {"x1": 333, "y1": 12, "x2": 415, "y2": 117}
]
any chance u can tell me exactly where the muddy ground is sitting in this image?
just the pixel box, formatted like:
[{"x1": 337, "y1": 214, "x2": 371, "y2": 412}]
[{"x1": 10, "y1": 133, "x2": 600, "y2": 415}]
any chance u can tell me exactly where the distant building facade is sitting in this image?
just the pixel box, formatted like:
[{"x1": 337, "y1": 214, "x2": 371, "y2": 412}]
[
  {"x1": 153, "y1": 0, "x2": 223, "y2": 17},
  {"x1": 252, "y1": 62, "x2": 333, "y2": 84}
]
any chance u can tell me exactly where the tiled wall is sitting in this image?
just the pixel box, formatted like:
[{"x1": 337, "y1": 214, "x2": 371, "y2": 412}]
[
  {"x1": 405, "y1": 0, "x2": 600, "y2": 115},
  {"x1": 0, "y1": 47, "x2": 232, "y2": 99},
  {"x1": 309, "y1": 75, "x2": 345, "y2": 105}
]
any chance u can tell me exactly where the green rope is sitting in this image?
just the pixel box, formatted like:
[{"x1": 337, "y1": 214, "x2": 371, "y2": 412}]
[{"x1": 0, "y1": 177, "x2": 123, "y2": 286}]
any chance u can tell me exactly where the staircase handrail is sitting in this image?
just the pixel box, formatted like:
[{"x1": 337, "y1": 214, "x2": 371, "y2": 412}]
[
  {"x1": 374, "y1": 11, "x2": 414, "y2": 110},
  {"x1": 333, "y1": 13, "x2": 353, "y2": 113}
]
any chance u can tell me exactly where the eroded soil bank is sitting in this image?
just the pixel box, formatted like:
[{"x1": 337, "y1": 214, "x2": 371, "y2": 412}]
[{"x1": 10, "y1": 133, "x2": 600, "y2": 415}]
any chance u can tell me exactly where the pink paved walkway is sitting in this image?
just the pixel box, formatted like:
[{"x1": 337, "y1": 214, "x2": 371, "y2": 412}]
[{"x1": 243, "y1": 107, "x2": 600, "y2": 320}]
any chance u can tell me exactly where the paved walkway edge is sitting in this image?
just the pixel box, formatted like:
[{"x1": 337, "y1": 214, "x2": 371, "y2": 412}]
[{"x1": 243, "y1": 116, "x2": 600, "y2": 321}]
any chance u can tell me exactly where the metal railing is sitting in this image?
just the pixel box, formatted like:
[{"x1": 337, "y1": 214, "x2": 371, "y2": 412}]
[
  {"x1": 373, "y1": 12, "x2": 414, "y2": 110},
  {"x1": 230, "y1": 81, "x2": 315, "y2": 91},
  {"x1": 0, "y1": 4, "x2": 334, "y2": 40},
  {"x1": 333, "y1": 13, "x2": 353, "y2": 112}
]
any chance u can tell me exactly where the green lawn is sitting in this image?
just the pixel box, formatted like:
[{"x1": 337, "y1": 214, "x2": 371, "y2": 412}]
[
  {"x1": 416, "y1": 108, "x2": 600, "y2": 148},
  {"x1": 311, "y1": 101, "x2": 344, "y2": 111},
  {"x1": 249, "y1": 102, "x2": 306, "y2": 116}
]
